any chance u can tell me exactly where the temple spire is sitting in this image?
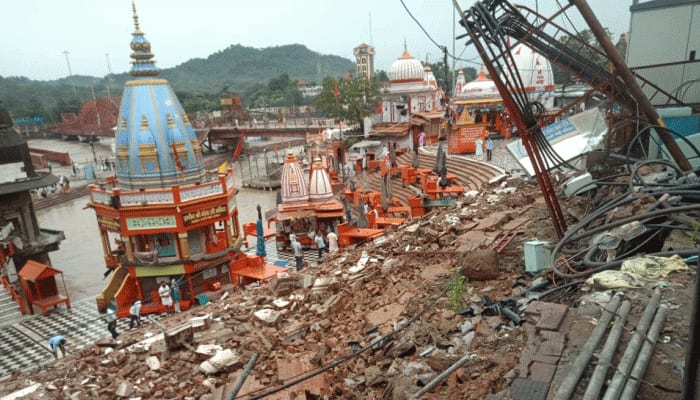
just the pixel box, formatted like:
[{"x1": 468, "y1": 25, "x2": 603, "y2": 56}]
[
  {"x1": 129, "y1": 1, "x2": 159, "y2": 77},
  {"x1": 132, "y1": 1, "x2": 140, "y2": 32}
]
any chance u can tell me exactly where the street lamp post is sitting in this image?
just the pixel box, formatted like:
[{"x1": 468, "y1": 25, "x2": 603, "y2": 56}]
[{"x1": 62, "y1": 50, "x2": 78, "y2": 98}]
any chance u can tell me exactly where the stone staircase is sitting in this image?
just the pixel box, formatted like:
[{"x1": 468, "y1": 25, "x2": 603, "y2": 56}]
[
  {"x1": 0, "y1": 285, "x2": 25, "y2": 328},
  {"x1": 361, "y1": 150, "x2": 505, "y2": 206}
]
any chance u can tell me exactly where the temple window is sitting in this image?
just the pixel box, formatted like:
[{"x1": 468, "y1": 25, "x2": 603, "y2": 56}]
[
  {"x1": 154, "y1": 233, "x2": 176, "y2": 258},
  {"x1": 187, "y1": 228, "x2": 203, "y2": 256}
]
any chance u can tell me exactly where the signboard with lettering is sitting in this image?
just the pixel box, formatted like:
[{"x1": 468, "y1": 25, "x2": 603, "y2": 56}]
[
  {"x1": 182, "y1": 205, "x2": 228, "y2": 227},
  {"x1": 97, "y1": 214, "x2": 121, "y2": 231},
  {"x1": 448, "y1": 125, "x2": 486, "y2": 154},
  {"x1": 126, "y1": 215, "x2": 177, "y2": 231}
]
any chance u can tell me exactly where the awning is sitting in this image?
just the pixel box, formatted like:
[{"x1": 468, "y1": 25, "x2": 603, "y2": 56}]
[
  {"x1": 350, "y1": 140, "x2": 382, "y2": 150},
  {"x1": 276, "y1": 209, "x2": 315, "y2": 221},
  {"x1": 135, "y1": 264, "x2": 185, "y2": 277},
  {"x1": 316, "y1": 210, "x2": 345, "y2": 218},
  {"x1": 371, "y1": 124, "x2": 409, "y2": 135},
  {"x1": 453, "y1": 98, "x2": 503, "y2": 106}
]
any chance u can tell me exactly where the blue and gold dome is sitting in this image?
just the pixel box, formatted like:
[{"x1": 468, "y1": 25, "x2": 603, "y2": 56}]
[{"x1": 114, "y1": 1, "x2": 205, "y2": 189}]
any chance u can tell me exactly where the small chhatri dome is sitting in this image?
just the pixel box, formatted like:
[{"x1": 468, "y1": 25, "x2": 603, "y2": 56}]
[
  {"x1": 460, "y1": 69, "x2": 500, "y2": 99},
  {"x1": 114, "y1": 1, "x2": 204, "y2": 189},
  {"x1": 129, "y1": 1, "x2": 159, "y2": 77},
  {"x1": 389, "y1": 44, "x2": 424, "y2": 83},
  {"x1": 308, "y1": 158, "x2": 333, "y2": 202},
  {"x1": 280, "y1": 151, "x2": 309, "y2": 204}
]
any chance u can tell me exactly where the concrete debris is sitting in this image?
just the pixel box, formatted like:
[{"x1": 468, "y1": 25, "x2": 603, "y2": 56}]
[
  {"x1": 145, "y1": 356, "x2": 160, "y2": 371},
  {"x1": 4, "y1": 176, "x2": 685, "y2": 400},
  {"x1": 199, "y1": 349, "x2": 242, "y2": 375}
]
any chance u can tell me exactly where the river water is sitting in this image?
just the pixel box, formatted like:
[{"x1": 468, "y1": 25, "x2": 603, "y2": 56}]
[{"x1": 30, "y1": 138, "x2": 277, "y2": 301}]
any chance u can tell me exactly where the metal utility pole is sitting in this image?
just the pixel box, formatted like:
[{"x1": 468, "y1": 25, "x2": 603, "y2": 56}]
[
  {"x1": 571, "y1": 0, "x2": 692, "y2": 172},
  {"x1": 62, "y1": 50, "x2": 78, "y2": 98},
  {"x1": 105, "y1": 53, "x2": 113, "y2": 99}
]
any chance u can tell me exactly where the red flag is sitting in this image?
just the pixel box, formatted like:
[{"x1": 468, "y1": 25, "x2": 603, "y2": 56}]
[
  {"x1": 171, "y1": 143, "x2": 184, "y2": 172},
  {"x1": 232, "y1": 137, "x2": 243, "y2": 161},
  {"x1": 333, "y1": 82, "x2": 340, "y2": 102}
]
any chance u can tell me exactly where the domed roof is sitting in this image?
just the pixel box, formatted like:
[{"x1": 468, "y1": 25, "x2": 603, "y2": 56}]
[
  {"x1": 460, "y1": 70, "x2": 500, "y2": 99},
  {"x1": 280, "y1": 151, "x2": 309, "y2": 204},
  {"x1": 308, "y1": 158, "x2": 333, "y2": 202},
  {"x1": 113, "y1": 2, "x2": 204, "y2": 189},
  {"x1": 389, "y1": 46, "x2": 424, "y2": 83},
  {"x1": 508, "y1": 44, "x2": 554, "y2": 90}
]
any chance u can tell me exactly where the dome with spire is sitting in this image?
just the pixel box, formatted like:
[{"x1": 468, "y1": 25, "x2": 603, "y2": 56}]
[
  {"x1": 280, "y1": 151, "x2": 309, "y2": 204},
  {"x1": 508, "y1": 43, "x2": 555, "y2": 90},
  {"x1": 308, "y1": 158, "x2": 333, "y2": 202},
  {"x1": 460, "y1": 69, "x2": 500, "y2": 99},
  {"x1": 389, "y1": 46, "x2": 424, "y2": 83},
  {"x1": 114, "y1": 1, "x2": 204, "y2": 189},
  {"x1": 423, "y1": 63, "x2": 438, "y2": 88}
]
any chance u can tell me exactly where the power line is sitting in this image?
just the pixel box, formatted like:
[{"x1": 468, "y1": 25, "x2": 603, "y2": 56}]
[{"x1": 398, "y1": 0, "x2": 480, "y2": 65}]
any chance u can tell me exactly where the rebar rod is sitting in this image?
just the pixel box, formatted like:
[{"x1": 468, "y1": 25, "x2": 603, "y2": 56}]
[
  {"x1": 582, "y1": 300, "x2": 632, "y2": 400},
  {"x1": 602, "y1": 288, "x2": 661, "y2": 400},
  {"x1": 619, "y1": 306, "x2": 667, "y2": 400},
  {"x1": 554, "y1": 294, "x2": 622, "y2": 400}
]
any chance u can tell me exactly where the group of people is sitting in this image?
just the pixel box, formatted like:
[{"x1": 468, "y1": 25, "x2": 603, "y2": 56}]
[
  {"x1": 290, "y1": 229, "x2": 339, "y2": 271},
  {"x1": 100, "y1": 277, "x2": 184, "y2": 341},
  {"x1": 474, "y1": 137, "x2": 495, "y2": 162}
]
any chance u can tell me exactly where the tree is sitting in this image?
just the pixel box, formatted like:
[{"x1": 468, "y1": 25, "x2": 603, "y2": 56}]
[
  {"x1": 375, "y1": 70, "x2": 389, "y2": 82},
  {"x1": 315, "y1": 76, "x2": 380, "y2": 127},
  {"x1": 430, "y1": 61, "x2": 452, "y2": 96}
]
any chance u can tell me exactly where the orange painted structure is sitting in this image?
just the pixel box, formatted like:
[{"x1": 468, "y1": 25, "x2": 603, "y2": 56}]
[
  {"x1": 90, "y1": 168, "x2": 286, "y2": 316},
  {"x1": 18, "y1": 260, "x2": 71, "y2": 316}
]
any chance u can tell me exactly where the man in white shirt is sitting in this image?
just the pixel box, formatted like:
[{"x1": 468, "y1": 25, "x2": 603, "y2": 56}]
[{"x1": 327, "y1": 231, "x2": 339, "y2": 253}]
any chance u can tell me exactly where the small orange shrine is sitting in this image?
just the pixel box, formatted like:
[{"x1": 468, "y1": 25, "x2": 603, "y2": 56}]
[{"x1": 18, "y1": 260, "x2": 71, "y2": 316}]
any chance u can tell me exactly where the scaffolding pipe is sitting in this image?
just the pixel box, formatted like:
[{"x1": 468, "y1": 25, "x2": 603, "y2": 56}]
[
  {"x1": 411, "y1": 352, "x2": 473, "y2": 399},
  {"x1": 571, "y1": 0, "x2": 692, "y2": 172},
  {"x1": 554, "y1": 294, "x2": 622, "y2": 400},
  {"x1": 619, "y1": 306, "x2": 667, "y2": 400},
  {"x1": 227, "y1": 352, "x2": 259, "y2": 400},
  {"x1": 582, "y1": 300, "x2": 632, "y2": 400},
  {"x1": 602, "y1": 288, "x2": 661, "y2": 400}
]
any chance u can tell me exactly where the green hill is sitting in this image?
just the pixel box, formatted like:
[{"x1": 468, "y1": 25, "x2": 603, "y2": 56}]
[{"x1": 1, "y1": 44, "x2": 355, "y2": 122}]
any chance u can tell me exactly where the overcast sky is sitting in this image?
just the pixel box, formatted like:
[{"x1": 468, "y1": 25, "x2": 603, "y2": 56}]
[{"x1": 1, "y1": 0, "x2": 632, "y2": 81}]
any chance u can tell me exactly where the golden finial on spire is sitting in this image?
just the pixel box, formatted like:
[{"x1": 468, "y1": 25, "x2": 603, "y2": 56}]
[{"x1": 132, "y1": 1, "x2": 141, "y2": 32}]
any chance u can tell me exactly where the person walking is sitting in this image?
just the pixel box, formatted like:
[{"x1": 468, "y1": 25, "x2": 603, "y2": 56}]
[
  {"x1": 171, "y1": 277, "x2": 183, "y2": 313},
  {"x1": 105, "y1": 305, "x2": 119, "y2": 339},
  {"x1": 48, "y1": 335, "x2": 66, "y2": 359},
  {"x1": 327, "y1": 230, "x2": 339, "y2": 253},
  {"x1": 315, "y1": 231, "x2": 329, "y2": 260},
  {"x1": 418, "y1": 130, "x2": 426, "y2": 148},
  {"x1": 291, "y1": 235, "x2": 303, "y2": 271},
  {"x1": 158, "y1": 281, "x2": 172, "y2": 312},
  {"x1": 486, "y1": 136, "x2": 494, "y2": 161},
  {"x1": 129, "y1": 299, "x2": 142, "y2": 329}
]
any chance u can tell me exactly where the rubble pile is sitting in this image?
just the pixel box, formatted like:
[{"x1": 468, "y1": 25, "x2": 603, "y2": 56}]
[
  {"x1": 3, "y1": 169, "x2": 691, "y2": 399},
  {"x1": 0, "y1": 177, "x2": 551, "y2": 399}
]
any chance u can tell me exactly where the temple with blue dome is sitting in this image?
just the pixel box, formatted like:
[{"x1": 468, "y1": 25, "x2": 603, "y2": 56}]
[{"x1": 89, "y1": 2, "x2": 285, "y2": 315}]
